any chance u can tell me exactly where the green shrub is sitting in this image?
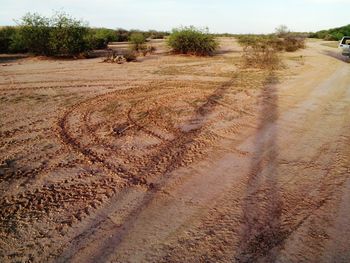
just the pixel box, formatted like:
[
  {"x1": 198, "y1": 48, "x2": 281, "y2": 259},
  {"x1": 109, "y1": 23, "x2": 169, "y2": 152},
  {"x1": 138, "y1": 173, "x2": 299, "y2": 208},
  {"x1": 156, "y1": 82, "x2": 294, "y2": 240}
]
[
  {"x1": 129, "y1": 32, "x2": 146, "y2": 52},
  {"x1": 112, "y1": 29, "x2": 168, "y2": 42},
  {"x1": 8, "y1": 29, "x2": 27, "y2": 53},
  {"x1": 167, "y1": 26, "x2": 219, "y2": 56},
  {"x1": 49, "y1": 12, "x2": 89, "y2": 56},
  {"x1": 0, "y1": 13, "x2": 169, "y2": 56},
  {"x1": 12, "y1": 12, "x2": 90, "y2": 56},
  {"x1": 147, "y1": 30, "x2": 168, "y2": 39},
  {"x1": 311, "y1": 24, "x2": 350, "y2": 41},
  {"x1": 18, "y1": 13, "x2": 52, "y2": 55},
  {"x1": 88, "y1": 28, "x2": 117, "y2": 49},
  {"x1": 0, "y1": 27, "x2": 16, "y2": 53},
  {"x1": 115, "y1": 28, "x2": 129, "y2": 42},
  {"x1": 324, "y1": 32, "x2": 344, "y2": 41},
  {"x1": 316, "y1": 30, "x2": 329, "y2": 39},
  {"x1": 0, "y1": 26, "x2": 27, "y2": 53}
]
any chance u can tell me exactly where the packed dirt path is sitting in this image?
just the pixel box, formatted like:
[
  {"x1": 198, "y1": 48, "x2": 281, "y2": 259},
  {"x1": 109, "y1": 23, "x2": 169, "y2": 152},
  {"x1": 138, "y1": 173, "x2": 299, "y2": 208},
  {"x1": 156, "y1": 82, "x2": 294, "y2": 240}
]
[{"x1": 0, "y1": 39, "x2": 349, "y2": 262}]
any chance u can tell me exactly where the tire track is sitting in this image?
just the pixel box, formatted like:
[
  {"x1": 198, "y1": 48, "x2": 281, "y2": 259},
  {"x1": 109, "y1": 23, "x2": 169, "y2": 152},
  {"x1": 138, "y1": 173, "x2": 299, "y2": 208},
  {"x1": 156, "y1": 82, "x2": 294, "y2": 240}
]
[{"x1": 55, "y1": 78, "x2": 236, "y2": 262}]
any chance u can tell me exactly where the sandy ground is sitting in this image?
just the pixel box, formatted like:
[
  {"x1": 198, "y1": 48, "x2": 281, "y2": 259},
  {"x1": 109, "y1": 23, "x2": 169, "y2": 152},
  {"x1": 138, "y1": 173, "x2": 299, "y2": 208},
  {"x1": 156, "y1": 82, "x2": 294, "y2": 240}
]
[{"x1": 0, "y1": 38, "x2": 349, "y2": 262}]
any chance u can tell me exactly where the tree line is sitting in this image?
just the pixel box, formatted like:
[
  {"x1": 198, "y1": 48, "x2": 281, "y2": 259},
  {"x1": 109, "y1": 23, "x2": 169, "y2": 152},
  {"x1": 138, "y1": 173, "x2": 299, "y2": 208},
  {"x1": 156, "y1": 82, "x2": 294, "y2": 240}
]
[
  {"x1": 310, "y1": 24, "x2": 350, "y2": 41},
  {"x1": 0, "y1": 12, "x2": 169, "y2": 56}
]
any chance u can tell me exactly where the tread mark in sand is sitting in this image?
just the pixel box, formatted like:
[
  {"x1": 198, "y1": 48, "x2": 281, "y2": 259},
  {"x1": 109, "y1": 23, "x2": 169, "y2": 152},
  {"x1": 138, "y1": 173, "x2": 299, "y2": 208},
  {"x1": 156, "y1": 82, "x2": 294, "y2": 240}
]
[{"x1": 55, "y1": 80, "x2": 234, "y2": 261}]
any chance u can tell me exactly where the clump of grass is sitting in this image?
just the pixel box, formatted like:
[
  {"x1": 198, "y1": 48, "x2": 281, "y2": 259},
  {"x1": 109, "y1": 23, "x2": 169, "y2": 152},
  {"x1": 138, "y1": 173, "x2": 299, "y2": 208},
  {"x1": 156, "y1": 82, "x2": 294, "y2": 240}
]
[{"x1": 167, "y1": 26, "x2": 219, "y2": 56}]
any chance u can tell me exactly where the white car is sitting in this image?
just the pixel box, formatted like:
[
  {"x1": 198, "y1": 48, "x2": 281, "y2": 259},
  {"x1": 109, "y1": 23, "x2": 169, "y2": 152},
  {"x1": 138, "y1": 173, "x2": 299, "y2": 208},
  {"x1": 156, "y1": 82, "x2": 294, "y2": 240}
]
[{"x1": 339, "y1": 36, "x2": 350, "y2": 57}]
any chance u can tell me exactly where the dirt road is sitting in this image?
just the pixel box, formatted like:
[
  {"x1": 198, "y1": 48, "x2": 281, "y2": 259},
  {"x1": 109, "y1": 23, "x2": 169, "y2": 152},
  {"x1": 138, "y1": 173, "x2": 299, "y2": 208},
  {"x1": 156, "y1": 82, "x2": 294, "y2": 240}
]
[{"x1": 1, "y1": 39, "x2": 349, "y2": 262}]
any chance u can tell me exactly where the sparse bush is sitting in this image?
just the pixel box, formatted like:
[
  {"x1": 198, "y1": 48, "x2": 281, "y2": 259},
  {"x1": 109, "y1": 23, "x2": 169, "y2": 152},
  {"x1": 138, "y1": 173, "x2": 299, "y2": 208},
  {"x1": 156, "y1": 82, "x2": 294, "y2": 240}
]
[
  {"x1": 129, "y1": 32, "x2": 146, "y2": 52},
  {"x1": 283, "y1": 36, "x2": 305, "y2": 52},
  {"x1": 238, "y1": 33, "x2": 306, "y2": 69},
  {"x1": 140, "y1": 46, "x2": 148, "y2": 56},
  {"x1": 274, "y1": 26, "x2": 306, "y2": 52},
  {"x1": 147, "y1": 45, "x2": 156, "y2": 54},
  {"x1": 123, "y1": 50, "x2": 137, "y2": 62},
  {"x1": 238, "y1": 35, "x2": 281, "y2": 69},
  {"x1": 275, "y1": 25, "x2": 290, "y2": 38},
  {"x1": 167, "y1": 26, "x2": 219, "y2": 56}
]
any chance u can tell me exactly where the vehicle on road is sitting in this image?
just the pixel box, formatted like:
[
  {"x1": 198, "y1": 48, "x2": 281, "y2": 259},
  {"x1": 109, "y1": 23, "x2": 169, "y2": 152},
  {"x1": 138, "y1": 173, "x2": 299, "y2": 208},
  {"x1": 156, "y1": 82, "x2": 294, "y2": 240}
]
[{"x1": 339, "y1": 36, "x2": 350, "y2": 57}]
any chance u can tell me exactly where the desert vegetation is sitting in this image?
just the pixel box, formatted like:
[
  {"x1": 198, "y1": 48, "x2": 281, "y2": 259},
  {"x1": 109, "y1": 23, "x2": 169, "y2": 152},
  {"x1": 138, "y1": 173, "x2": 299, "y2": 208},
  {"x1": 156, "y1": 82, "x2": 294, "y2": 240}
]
[
  {"x1": 5, "y1": 12, "x2": 91, "y2": 57},
  {"x1": 0, "y1": 27, "x2": 18, "y2": 53},
  {"x1": 129, "y1": 32, "x2": 147, "y2": 52},
  {"x1": 87, "y1": 28, "x2": 118, "y2": 49},
  {"x1": 167, "y1": 26, "x2": 219, "y2": 56},
  {"x1": 310, "y1": 24, "x2": 350, "y2": 41},
  {"x1": 237, "y1": 27, "x2": 305, "y2": 69},
  {"x1": 237, "y1": 35, "x2": 282, "y2": 69},
  {"x1": 0, "y1": 12, "x2": 169, "y2": 57},
  {"x1": 283, "y1": 35, "x2": 306, "y2": 52},
  {"x1": 2, "y1": 7, "x2": 350, "y2": 263},
  {"x1": 1, "y1": 33, "x2": 349, "y2": 263}
]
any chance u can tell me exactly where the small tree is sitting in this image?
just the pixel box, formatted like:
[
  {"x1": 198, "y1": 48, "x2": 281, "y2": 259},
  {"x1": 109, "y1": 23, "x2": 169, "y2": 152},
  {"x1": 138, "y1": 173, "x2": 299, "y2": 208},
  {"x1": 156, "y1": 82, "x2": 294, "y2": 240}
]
[
  {"x1": 18, "y1": 13, "x2": 51, "y2": 55},
  {"x1": 275, "y1": 25, "x2": 290, "y2": 38},
  {"x1": 0, "y1": 27, "x2": 17, "y2": 53},
  {"x1": 49, "y1": 12, "x2": 89, "y2": 56},
  {"x1": 15, "y1": 12, "x2": 90, "y2": 56},
  {"x1": 129, "y1": 32, "x2": 146, "y2": 52},
  {"x1": 167, "y1": 26, "x2": 218, "y2": 56},
  {"x1": 9, "y1": 29, "x2": 27, "y2": 53}
]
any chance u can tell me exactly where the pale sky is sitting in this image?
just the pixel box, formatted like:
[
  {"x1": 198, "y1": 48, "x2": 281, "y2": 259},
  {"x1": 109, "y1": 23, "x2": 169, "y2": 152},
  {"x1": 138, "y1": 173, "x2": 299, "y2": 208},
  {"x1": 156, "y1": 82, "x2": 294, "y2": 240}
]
[{"x1": 0, "y1": 0, "x2": 349, "y2": 33}]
